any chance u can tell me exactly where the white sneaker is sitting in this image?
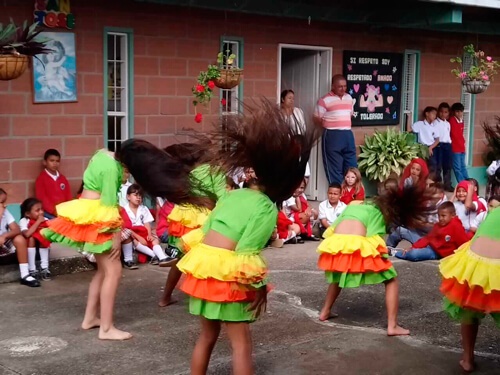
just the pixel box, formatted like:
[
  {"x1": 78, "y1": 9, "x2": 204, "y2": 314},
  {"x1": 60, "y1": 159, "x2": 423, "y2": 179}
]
[{"x1": 386, "y1": 246, "x2": 404, "y2": 256}]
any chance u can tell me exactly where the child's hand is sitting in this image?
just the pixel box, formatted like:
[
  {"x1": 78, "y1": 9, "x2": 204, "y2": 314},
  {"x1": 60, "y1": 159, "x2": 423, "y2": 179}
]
[
  {"x1": 36, "y1": 215, "x2": 45, "y2": 223},
  {"x1": 428, "y1": 146, "x2": 433, "y2": 156},
  {"x1": 136, "y1": 235, "x2": 147, "y2": 246},
  {"x1": 147, "y1": 234, "x2": 153, "y2": 242},
  {"x1": 248, "y1": 285, "x2": 268, "y2": 319},
  {"x1": 0, "y1": 235, "x2": 5, "y2": 246}
]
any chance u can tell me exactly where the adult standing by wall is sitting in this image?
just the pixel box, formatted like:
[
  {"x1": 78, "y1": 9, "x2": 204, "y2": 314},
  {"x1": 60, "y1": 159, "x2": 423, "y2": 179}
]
[{"x1": 314, "y1": 74, "x2": 357, "y2": 184}]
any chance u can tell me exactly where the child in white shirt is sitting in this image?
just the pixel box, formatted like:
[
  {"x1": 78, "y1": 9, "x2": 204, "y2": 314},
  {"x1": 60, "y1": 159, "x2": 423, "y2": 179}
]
[
  {"x1": 315, "y1": 183, "x2": 346, "y2": 238},
  {"x1": 470, "y1": 195, "x2": 500, "y2": 233},
  {"x1": 118, "y1": 169, "x2": 132, "y2": 208}
]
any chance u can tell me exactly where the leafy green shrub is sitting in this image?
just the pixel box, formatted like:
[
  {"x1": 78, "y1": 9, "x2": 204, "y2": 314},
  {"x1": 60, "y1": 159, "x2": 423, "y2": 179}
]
[{"x1": 358, "y1": 129, "x2": 429, "y2": 182}]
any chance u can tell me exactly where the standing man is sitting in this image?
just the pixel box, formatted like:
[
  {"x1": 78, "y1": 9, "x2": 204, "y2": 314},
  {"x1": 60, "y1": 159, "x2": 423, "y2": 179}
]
[{"x1": 314, "y1": 74, "x2": 357, "y2": 184}]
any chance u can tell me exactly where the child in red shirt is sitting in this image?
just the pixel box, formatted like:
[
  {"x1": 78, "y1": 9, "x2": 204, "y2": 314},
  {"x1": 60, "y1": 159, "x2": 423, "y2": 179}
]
[
  {"x1": 449, "y1": 102, "x2": 469, "y2": 183},
  {"x1": 392, "y1": 201, "x2": 470, "y2": 261},
  {"x1": 340, "y1": 167, "x2": 365, "y2": 204},
  {"x1": 35, "y1": 149, "x2": 72, "y2": 219}
]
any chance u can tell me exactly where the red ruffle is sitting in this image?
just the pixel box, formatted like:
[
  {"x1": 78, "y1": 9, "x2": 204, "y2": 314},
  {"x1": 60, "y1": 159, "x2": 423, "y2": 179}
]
[
  {"x1": 180, "y1": 274, "x2": 256, "y2": 303},
  {"x1": 318, "y1": 250, "x2": 392, "y2": 273},
  {"x1": 441, "y1": 277, "x2": 500, "y2": 312}
]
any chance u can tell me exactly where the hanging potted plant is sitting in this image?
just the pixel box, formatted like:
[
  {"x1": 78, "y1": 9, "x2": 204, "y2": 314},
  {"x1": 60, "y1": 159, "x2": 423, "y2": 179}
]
[
  {"x1": 0, "y1": 20, "x2": 52, "y2": 81},
  {"x1": 450, "y1": 44, "x2": 500, "y2": 94},
  {"x1": 214, "y1": 49, "x2": 243, "y2": 90}
]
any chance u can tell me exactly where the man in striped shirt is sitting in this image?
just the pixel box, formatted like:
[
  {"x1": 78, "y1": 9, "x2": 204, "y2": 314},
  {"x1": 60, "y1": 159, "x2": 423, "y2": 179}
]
[{"x1": 314, "y1": 74, "x2": 357, "y2": 184}]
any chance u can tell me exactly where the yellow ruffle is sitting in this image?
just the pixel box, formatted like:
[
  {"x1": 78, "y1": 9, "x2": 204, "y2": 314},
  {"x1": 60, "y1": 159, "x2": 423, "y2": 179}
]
[
  {"x1": 177, "y1": 243, "x2": 267, "y2": 285},
  {"x1": 167, "y1": 204, "x2": 210, "y2": 228},
  {"x1": 439, "y1": 241, "x2": 500, "y2": 294},
  {"x1": 55, "y1": 199, "x2": 121, "y2": 225},
  {"x1": 317, "y1": 233, "x2": 387, "y2": 258},
  {"x1": 180, "y1": 227, "x2": 204, "y2": 253}
]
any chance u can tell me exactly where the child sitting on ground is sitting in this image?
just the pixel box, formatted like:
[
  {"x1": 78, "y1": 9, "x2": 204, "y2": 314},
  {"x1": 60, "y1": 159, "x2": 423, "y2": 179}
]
[
  {"x1": 275, "y1": 204, "x2": 302, "y2": 245},
  {"x1": 399, "y1": 158, "x2": 429, "y2": 190},
  {"x1": 391, "y1": 201, "x2": 470, "y2": 261},
  {"x1": 35, "y1": 149, "x2": 72, "y2": 219},
  {"x1": 452, "y1": 180, "x2": 486, "y2": 231},
  {"x1": 120, "y1": 184, "x2": 174, "y2": 269},
  {"x1": 315, "y1": 183, "x2": 346, "y2": 238},
  {"x1": 19, "y1": 198, "x2": 52, "y2": 280},
  {"x1": 284, "y1": 179, "x2": 319, "y2": 241},
  {"x1": 470, "y1": 195, "x2": 500, "y2": 233},
  {"x1": 340, "y1": 167, "x2": 365, "y2": 204},
  {"x1": 466, "y1": 177, "x2": 487, "y2": 209}
]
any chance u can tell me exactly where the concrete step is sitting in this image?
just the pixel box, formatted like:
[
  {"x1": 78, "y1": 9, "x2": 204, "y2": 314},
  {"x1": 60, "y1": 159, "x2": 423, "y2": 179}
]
[{"x1": 0, "y1": 244, "x2": 95, "y2": 284}]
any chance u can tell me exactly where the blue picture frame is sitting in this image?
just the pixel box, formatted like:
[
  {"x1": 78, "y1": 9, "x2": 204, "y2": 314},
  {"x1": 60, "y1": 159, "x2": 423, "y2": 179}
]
[{"x1": 33, "y1": 31, "x2": 77, "y2": 103}]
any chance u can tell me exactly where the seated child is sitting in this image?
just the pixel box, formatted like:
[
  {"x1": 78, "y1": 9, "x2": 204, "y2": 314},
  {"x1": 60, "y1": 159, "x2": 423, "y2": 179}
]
[
  {"x1": 452, "y1": 180, "x2": 486, "y2": 231},
  {"x1": 118, "y1": 169, "x2": 132, "y2": 207},
  {"x1": 155, "y1": 197, "x2": 174, "y2": 244},
  {"x1": 340, "y1": 168, "x2": 365, "y2": 205},
  {"x1": 0, "y1": 189, "x2": 40, "y2": 287},
  {"x1": 276, "y1": 207, "x2": 301, "y2": 245},
  {"x1": 466, "y1": 177, "x2": 487, "y2": 209},
  {"x1": 120, "y1": 184, "x2": 174, "y2": 269},
  {"x1": 392, "y1": 201, "x2": 470, "y2": 261},
  {"x1": 470, "y1": 195, "x2": 500, "y2": 233},
  {"x1": 399, "y1": 158, "x2": 429, "y2": 190},
  {"x1": 284, "y1": 179, "x2": 319, "y2": 240},
  {"x1": 315, "y1": 183, "x2": 346, "y2": 238},
  {"x1": 35, "y1": 149, "x2": 72, "y2": 219},
  {"x1": 19, "y1": 198, "x2": 52, "y2": 280}
]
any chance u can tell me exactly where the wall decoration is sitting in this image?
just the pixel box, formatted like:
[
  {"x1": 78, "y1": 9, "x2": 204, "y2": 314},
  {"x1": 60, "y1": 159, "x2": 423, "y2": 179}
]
[
  {"x1": 32, "y1": 31, "x2": 77, "y2": 103},
  {"x1": 34, "y1": 0, "x2": 75, "y2": 29},
  {"x1": 343, "y1": 50, "x2": 403, "y2": 126}
]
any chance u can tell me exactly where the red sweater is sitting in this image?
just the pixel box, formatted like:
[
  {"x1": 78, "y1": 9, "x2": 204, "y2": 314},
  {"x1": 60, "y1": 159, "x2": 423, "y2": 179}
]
[
  {"x1": 449, "y1": 116, "x2": 466, "y2": 153},
  {"x1": 413, "y1": 216, "x2": 471, "y2": 258},
  {"x1": 35, "y1": 170, "x2": 72, "y2": 216},
  {"x1": 277, "y1": 211, "x2": 293, "y2": 239},
  {"x1": 340, "y1": 186, "x2": 365, "y2": 205}
]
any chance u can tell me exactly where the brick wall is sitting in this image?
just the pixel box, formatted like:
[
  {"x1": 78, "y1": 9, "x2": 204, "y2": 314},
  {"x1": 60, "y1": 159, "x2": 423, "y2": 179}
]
[{"x1": 1, "y1": 0, "x2": 500, "y2": 202}]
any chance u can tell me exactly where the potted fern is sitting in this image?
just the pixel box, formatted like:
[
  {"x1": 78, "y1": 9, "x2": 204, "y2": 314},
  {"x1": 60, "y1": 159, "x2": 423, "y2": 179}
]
[
  {"x1": 0, "y1": 20, "x2": 52, "y2": 81},
  {"x1": 358, "y1": 129, "x2": 429, "y2": 183}
]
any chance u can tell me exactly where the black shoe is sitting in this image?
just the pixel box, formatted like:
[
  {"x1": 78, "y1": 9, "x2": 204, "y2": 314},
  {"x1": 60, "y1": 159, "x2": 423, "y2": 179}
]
[
  {"x1": 158, "y1": 256, "x2": 178, "y2": 267},
  {"x1": 20, "y1": 275, "x2": 41, "y2": 287},
  {"x1": 29, "y1": 270, "x2": 40, "y2": 281},
  {"x1": 308, "y1": 235, "x2": 321, "y2": 241},
  {"x1": 166, "y1": 246, "x2": 179, "y2": 258},
  {"x1": 296, "y1": 236, "x2": 305, "y2": 244},
  {"x1": 123, "y1": 261, "x2": 138, "y2": 270},
  {"x1": 150, "y1": 256, "x2": 160, "y2": 265},
  {"x1": 284, "y1": 237, "x2": 298, "y2": 245},
  {"x1": 40, "y1": 268, "x2": 52, "y2": 281}
]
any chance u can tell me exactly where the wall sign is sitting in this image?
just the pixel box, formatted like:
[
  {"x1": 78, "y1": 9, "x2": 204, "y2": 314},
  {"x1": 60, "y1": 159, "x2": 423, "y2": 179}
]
[
  {"x1": 343, "y1": 50, "x2": 403, "y2": 126},
  {"x1": 34, "y1": 0, "x2": 75, "y2": 29}
]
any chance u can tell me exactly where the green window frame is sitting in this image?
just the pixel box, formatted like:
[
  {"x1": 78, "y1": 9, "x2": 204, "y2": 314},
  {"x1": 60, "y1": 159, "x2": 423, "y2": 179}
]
[
  {"x1": 401, "y1": 50, "x2": 420, "y2": 131},
  {"x1": 219, "y1": 37, "x2": 244, "y2": 115}
]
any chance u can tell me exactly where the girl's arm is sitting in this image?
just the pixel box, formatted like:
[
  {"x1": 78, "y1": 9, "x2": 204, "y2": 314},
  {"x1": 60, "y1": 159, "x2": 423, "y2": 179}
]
[
  {"x1": 22, "y1": 217, "x2": 45, "y2": 238},
  {"x1": 450, "y1": 185, "x2": 458, "y2": 202},
  {"x1": 357, "y1": 186, "x2": 365, "y2": 201},
  {"x1": 295, "y1": 196, "x2": 302, "y2": 212},
  {"x1": 144, "y1": 222, "x2": 153, "y2": 240},
  {"x1": 320, "y1": 218, "x2": 330, "y2": 229},
  {"x1": 464, "y1": 183, "x2": 476, "y2": 211}
]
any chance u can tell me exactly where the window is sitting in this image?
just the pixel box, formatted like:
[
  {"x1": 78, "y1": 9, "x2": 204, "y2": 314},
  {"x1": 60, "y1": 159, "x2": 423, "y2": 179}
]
[
  {"x1": 104, "y1": 30, "x2": 133, "y2": 151},
  {"x1": 460, "y1": 54, "x2": 475, "y2": 165},
  {"x1": 401, "y1": 50, "x2": 420, "y2": 131},
  {"x1": 220, "y1": 38, "x2": 243, "y2": 115}
]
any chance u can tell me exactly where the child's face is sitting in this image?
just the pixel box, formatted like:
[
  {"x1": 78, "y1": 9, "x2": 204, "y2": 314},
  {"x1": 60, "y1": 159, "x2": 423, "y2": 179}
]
[
  {"x1": 122, "y1": 169, "x2": 130, "y2": 184},
  {"x1": 245, "y1": 168, "x2": 256, "y2": 179},
  {"x1": 0, "y1": 193, "x2": 6, "y2": 205},
  {"x1": 327, "y1": 187, "x2": 341, "y2": 205},
  {"x1": 27, "y1": 203, "x2": 44, "y2": 220},
  {"x1": 456, "y1": 187, "x2": 467, "y2": 202},
  {"x1": 410, "y1": 163, "x2": 422, "y2": 179},
  {"x1": 438, "y1": 208, "x2": 454, "y2": 227},
  {"x1": 293, "y1": 182, "x2": 305, "y2": 197},
  {"x1": 345, "y1": 171, "x2": 357, "y2": 187},
  {"x1": 127, "y1": 192, "x2": 142, "y2": 206},
  {"x1": 454, "y1": 110, "x2": 464, "y2": 120},
  {"x1": 43, "y1": 155, "x2": 60, "y2": 174},
  {"x1": 425, "y1": 110, "x2": 437, "y2": 123},
  {"x1": 438, "y1": 108, "x2": 449, "y2": 121},
  {"x1": 488, "y1": 199, "x2": 500, "y2": 212}
]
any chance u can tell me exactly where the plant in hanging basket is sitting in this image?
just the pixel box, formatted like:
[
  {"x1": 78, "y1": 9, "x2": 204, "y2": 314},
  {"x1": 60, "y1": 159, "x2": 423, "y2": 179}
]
[
  {"x1": 213, "y1": 50, "x2": 243, "y2": 90},
  {"x1": 450, "y1": 44, "x2": 500, "y2": 94},
  {"x1": 0, "y1": 19, "x2": 52, "y2": 81}
]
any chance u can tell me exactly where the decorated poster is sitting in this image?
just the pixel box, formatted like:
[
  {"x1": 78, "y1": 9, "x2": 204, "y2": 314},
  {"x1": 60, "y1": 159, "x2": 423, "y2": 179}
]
[{"x1": 343, "y1": 51, "x2": 403, "y2": 126}]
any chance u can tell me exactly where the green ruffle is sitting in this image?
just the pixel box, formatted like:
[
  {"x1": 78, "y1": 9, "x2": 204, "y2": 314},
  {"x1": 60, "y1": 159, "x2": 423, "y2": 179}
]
[
  {"x1": 443, "y1": 297, "x2": 500, "y2": 327},
  {"x1": 189, "y1": 297, "x2": 256, "y2": 322},
  {"x1": 42, "y1": 229, "x2": 112, "y2": 254},
  {"x1": 325, "y1": 267, "x2": 397, "y2": 288}
]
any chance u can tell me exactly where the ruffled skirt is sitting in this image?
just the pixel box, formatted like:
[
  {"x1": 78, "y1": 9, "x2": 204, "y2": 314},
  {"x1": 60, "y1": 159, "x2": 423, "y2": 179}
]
[
  {"x1": 41, "y1": 199, "x2": 122, "y2": 254},
  {"x1": 177, "y1": 243, "x2": 267, "y2": 322},
  {"x1": 317, "y1": 233, "x2": 397, "y2": 288},
  {"x1": 439, "y1": 241, "x2": 500, "y2": 326},
  {"x1": 167, "y1": 204, "x2": 210, "y2": 256}
]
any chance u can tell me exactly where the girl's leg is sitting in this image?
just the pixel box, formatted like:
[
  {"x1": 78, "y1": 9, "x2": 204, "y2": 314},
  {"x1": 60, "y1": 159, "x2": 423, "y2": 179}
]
[
  {"x1": 319, "y1": 283, "x2": 342, "y2": 321},
  {"x1": 95, "y1": 253, "x2": 132, "y2": 340},
  {"x1": 385, "y1": 278, "x2": 410, "y2": 336},
  {"x1": 158, "y1": 264, "x2": 182, "y2": 307},
  {"x1": 460, "y1": 321, "x2": 479, "y2": 372},
  {"x1": 225, "y1": 322, "x2": 253, "y2": 375},
  {"x1": 27, "y1": 237, "x2": 37, "y2": 273},
  {"x1": 191, "y1": 317, "x2": 221, "y2": 375},
  {"x1": 81, "y1": 262, "x2": 104, "y2": 330}
]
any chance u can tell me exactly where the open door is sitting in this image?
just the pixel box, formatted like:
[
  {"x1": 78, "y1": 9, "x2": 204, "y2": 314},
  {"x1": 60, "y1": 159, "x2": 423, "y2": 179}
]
[{"x1": 279, "y1": 45, "x2": 332, "y2": 201}]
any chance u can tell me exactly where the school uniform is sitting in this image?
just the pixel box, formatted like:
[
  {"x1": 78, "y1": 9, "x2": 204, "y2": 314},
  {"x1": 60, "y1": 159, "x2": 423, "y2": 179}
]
[
  {"x1": 412, "y1": 120, "x2": 439, "y2": 173},
  {"x1": 449, "y1": 116, "x2": 469, "y2": 182},
  {"x1": 433, "y1": 118, "x2": 453, "y2": 190}
]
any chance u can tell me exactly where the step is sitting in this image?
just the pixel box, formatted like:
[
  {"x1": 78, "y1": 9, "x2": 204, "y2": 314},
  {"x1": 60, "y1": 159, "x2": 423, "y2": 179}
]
[{"x1": 0, "y1": 243, "x2": 94, "y2": 284}]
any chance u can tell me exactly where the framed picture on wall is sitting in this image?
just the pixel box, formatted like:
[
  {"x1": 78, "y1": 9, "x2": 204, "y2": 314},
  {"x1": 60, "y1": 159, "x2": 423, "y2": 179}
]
[{"x1": 32, "y1": 31, "x2": 77, "y2": 103}]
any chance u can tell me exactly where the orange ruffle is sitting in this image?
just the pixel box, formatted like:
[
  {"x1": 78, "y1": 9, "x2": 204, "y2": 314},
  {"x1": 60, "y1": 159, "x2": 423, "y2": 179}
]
[
  {"x1": 46, "y1": 217, "x2": 117, "y2": 244},
  {"x1": 180, "y1": 274, "x2": 256, "y2": 302},
  {"x1": 318, "y1": 250, "x2": 392, "y2": 273},
  {"x1": 168, "y1": 221, "x2": 197, "y2": 238},
  {"x1": 441, "y1": 277, "x2": 500, "y2": 312}
]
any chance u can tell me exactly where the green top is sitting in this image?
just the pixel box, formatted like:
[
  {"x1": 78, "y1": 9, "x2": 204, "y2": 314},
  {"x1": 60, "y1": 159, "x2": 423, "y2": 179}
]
[
  {"x1": 473, "y1": 208, "x2": 500, "y2": 241},
  {"x1": 202, "y1": 188, "x2": 277, "y2": 253},
  {"x1": 333, "y1": 203, "x2": 386, "y2": 237},
  {"x1": 190, "y1": 164, "x2": 227, "y2": 201},
  {"x1": 83, "y1": 149, "x2": 123, "y2": 207}
]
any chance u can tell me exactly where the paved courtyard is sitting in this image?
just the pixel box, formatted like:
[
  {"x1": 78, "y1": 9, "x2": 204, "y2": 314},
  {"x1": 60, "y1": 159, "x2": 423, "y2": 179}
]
[{"x1": 0, "y1": 241, "x2": 499, "y2": 375}]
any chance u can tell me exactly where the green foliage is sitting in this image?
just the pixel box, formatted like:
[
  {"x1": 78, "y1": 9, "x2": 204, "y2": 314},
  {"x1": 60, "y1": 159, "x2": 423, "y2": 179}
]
[
  {"x1": 450, "y1": 44, "x2": 500, "y2": 82},
  {"x1": 0, "y1": 19, "x2": 52, "y2": 56},
  {"x1": 358, "y1": 129, "x2": 429, "y2": 182}
]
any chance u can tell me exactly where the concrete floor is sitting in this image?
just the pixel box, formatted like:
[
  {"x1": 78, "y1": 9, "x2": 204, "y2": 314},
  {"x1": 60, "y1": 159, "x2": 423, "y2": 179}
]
[{"x1": 0, "y1": 241, "x2": 499, "y2": 375}]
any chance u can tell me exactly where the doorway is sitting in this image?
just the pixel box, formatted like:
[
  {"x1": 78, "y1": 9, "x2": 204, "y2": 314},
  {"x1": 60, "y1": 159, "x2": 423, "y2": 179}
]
[{"x1": 278, "y1": 44, "x2": 332, "y2": 201}]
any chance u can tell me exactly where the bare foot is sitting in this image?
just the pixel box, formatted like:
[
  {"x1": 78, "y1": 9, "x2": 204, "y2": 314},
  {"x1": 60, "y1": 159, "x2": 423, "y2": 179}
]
[
  {"x1": 319, "y1": 309, "x2": 338, "y2": 321},
  {"x1": 387, "y1": 325, "x2": 410, "y2": 336},
  {"x1": 459, "y1": 359, "x2": 475, "y2": 373},
  {"x1": 158, "y1": 297, "x2": 177, "y2": 307},
  {"x1": 81, "y1": 318, "x2": 101, "y2": 330},
  {"x1": 99, "y1": 326, "x2": 133, "y2": 341}
]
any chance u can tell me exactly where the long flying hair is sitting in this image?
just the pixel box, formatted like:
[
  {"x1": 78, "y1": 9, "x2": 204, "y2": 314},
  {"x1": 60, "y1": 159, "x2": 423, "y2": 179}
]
[{"x1": 163, "y1": 141, "x2": 211, "y2": 168}]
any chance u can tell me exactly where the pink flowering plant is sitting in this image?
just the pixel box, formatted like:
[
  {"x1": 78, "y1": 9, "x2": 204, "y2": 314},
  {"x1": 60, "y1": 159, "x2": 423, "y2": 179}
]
[{"x1": 451, "y1": 44, "x2": 500, "y2": 82}]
